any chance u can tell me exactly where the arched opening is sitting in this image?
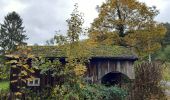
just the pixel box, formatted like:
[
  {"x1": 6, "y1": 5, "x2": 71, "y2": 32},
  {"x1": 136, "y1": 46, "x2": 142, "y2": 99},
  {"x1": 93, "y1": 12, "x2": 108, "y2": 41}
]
[{"x1": 101, "y1": 71, "x2": 130, "y2": 86}]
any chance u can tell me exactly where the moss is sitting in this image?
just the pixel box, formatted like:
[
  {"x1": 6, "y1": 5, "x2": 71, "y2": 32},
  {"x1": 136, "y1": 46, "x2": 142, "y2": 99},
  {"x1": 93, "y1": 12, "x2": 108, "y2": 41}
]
[
  {"x1": 15, "y1": 45, "x2": 136, "y2": 58},
  {"x1": 90, "y1": 45, "x2": 135, "y2": 57},
  {"x1": 29, "y1": 46, "x2": 65, "y2": 57}
]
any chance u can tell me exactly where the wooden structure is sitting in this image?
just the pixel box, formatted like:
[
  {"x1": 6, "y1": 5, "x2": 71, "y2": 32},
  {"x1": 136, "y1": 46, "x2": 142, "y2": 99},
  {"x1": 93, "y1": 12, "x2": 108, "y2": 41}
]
[
  {"x1": 86, "y1": 56, "x2": 136, "y2": 84},
  {"x1": 8, "y1": 45, "x2": 137, "y2": 92}
]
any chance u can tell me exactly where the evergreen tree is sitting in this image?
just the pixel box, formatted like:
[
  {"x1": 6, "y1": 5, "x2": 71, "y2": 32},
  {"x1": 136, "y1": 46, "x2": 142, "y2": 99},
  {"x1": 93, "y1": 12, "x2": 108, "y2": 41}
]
[{"x1": 0, "y1": 11, "x2": 27, "y2": 52}]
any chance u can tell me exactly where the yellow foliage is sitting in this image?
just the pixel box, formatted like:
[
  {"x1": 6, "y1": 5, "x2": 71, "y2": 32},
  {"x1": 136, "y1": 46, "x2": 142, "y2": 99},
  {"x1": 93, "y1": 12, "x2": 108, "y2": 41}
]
[
  {"x1": 21, "y1": 79, "x2": 26, "y2": 83},
  {"x1": 6, "y1": 60, "x2": 18, "y2": 64},
  {"x1": 21, "y1": 70, "x2": 28, "y2": 76},
  {"x1": 124, "y1": 23, "x2": 166, "y2": 57},
  {"x1": 10, "y1": 80, "x2": 17, "y2": 83},
  {"x1": 27, "y1": 78, "x2": 33, "y2": 81},
  {"x1": 79, "y1": 83, "x2": 85, "y2": 89},
  {"x1": 11, "y1": 65, "x2": 17, "y2": 68},
  {"x1": 8, "y1": 46, "x2": 37, "y2": 89},
  {"x1": 12, "y1": 74, "x2": 17, "y2": 77},
  {"x1": 15, "y1": 92, "x2": 22, "y2": 96},
  {"x1": 5, "y1": 54, "x2": 19, "y2": 58},
  {"x1": 22, "y1": 65, "x2": 29, "y2": 69},
  {"x1": 74, "y1": 64, "x2": 87, "y2": 76},
  {"x1": 89, "y1": 0, "x2": 166, "y2": 58},
  {"x1": 28, "y1": 54, "x2": 34, "y2": 58}
]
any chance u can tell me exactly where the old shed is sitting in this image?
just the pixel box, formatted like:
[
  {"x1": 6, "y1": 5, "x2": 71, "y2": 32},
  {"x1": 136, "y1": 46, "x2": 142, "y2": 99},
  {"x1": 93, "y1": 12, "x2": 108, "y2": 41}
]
[{"x1": 8, "y1": 45, "x2": 137, "y2": 92}]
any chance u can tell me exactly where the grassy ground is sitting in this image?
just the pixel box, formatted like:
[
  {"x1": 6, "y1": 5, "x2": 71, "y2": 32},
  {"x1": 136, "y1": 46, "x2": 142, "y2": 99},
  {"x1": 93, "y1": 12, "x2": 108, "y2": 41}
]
[
  {"x1": 0, "y1": 81, "x2": 9, "y2": 91},
  {"x1": 163, "y1": 63, "x2": 170, "y2": 99},
  {"x1": 163, "y1": 63, "x2": 170, "y2": 81}
]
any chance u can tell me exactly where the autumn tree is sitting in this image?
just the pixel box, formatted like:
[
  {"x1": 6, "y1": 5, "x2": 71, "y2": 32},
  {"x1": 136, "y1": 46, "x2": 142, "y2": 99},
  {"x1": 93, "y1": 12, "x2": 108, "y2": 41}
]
[
  {"x1": 66, "y1": 4, "x2": 84, "y2": 43},
  {"x1": 89, "y1": 0, "x2": 166, "y2": 58},
  {"x1": 153, "y1": 23, "x2": 170, "y2": 61},
  {"x1": 0, "y1": 11, "x2": 27, "y2": 53},
  {"x1": 37, "y1": 4, "x2": 88, "y2": 99},
  {"x1": 53, "y1": 3, "x2": 90, "y2": 59},
  {"x1": 46, "y1": 3, "x2": 85, "y2": 47},
  {"x1": 6, "y1": 46, "x2": 37, "y2": 98}
]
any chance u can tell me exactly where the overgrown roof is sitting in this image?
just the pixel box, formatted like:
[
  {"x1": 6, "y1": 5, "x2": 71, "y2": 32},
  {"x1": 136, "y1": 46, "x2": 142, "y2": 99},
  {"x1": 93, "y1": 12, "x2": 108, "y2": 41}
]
[
  {"x1": 27, "y1": 45, "x2": 137, "y2": 60},
  {"x1": 29, "y1": 46, "x2": 65, "y2": 57}
]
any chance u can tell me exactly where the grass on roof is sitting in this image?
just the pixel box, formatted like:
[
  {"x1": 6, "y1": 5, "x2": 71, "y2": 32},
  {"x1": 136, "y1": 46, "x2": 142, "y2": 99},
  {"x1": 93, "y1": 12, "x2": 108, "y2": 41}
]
[
  {"x1": 27, "y1": 45, "x2": 135, "y2": 57},
  {"x1": 90, "y1": 45, "x2": 134, "y2": 57}
]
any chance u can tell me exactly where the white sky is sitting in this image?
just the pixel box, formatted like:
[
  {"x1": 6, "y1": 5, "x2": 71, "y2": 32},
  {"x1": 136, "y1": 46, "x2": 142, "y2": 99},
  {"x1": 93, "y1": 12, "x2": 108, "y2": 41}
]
[{"x1": 0, "y1": 0, "x2": 170, "y2": 45}]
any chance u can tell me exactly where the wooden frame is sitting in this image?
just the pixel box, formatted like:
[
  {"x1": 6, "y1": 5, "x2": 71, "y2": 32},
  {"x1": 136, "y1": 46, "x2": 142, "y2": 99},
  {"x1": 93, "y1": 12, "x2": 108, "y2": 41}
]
[{"x1": 27, "y1": 78, "x2": 40, "y2": 86}]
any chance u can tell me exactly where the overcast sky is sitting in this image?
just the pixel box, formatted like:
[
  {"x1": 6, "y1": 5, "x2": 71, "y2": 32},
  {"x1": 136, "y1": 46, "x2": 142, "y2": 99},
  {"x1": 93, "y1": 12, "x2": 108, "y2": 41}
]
[{"x1": 0, "y1": 0, "x2": 170, "y2": 45}]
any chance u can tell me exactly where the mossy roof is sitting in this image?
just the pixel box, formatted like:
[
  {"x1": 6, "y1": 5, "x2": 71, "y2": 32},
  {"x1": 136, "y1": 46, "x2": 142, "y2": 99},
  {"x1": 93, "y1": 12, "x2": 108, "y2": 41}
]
[
  {"x1": 27, "y1": 45, "x2": 137, "y2": 60},
  {"x1": 28, "y1": 46, "x2": 65, "y2": 57}
]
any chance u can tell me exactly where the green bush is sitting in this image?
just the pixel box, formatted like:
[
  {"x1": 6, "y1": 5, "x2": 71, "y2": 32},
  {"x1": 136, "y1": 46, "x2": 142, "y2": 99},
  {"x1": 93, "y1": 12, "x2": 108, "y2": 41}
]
[
  {"x1": 81, "y1": 84, "x2": 127, "y2": 100},
  {"x1": 52, "y1": 83, "x2": 127, "y2": 100},
  {"x1": 23, "y1": 87, "x2": 53, "y2": 100}
]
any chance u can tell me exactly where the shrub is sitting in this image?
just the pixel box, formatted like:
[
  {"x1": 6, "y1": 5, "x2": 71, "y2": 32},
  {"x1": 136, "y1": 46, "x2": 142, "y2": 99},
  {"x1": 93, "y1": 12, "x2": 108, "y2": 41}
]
[
  {"x1": 52, "y1": 83, "x2": 127, "y2": 100},
  {"x1": 133, "y1": 61, "x2": 167, "y2": 100}
]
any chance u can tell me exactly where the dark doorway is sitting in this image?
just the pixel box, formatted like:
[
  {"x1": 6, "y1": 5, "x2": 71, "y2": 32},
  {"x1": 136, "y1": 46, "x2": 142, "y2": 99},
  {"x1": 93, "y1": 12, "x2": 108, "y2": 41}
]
[{"x1": 101, "y1": 72, "x2": 130, "y2": 86}]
